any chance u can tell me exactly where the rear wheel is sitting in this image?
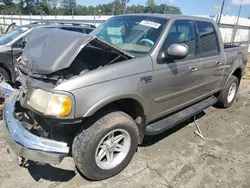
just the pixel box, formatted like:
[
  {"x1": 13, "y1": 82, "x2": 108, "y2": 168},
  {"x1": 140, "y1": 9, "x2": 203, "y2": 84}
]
[
  {"x1": 72, "y1": 111, "x2": 138, "y2": 180},
  {"x1": 215, "y1": 75, "x2": 239, "y2": 108}
]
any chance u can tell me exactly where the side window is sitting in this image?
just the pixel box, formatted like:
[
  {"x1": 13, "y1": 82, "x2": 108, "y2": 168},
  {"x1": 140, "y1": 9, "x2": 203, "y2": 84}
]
[
  {"x1": 196, "y1": 21, "x2": 219, "y2": 54},
  {"x1": 163, "y1": 20, "x2": 195, "y2": 56}
]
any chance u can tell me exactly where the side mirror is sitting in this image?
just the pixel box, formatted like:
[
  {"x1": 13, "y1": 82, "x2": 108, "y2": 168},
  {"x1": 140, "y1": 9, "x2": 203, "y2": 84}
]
[{"x1": 167, "y1": 44, "x2": 188, "y2": 60}]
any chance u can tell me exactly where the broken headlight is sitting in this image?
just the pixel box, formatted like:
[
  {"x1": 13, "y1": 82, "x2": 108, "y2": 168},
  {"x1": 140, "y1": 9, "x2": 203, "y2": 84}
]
[{"x1": 27, "y1": 89, "x2": 72, "y2": 116}]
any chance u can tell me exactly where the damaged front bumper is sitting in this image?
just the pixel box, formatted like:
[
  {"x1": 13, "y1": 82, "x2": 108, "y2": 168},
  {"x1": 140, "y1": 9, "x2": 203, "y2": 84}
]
[{"x1": 0, "y1": 83, "x2": 69, "y2": 165}]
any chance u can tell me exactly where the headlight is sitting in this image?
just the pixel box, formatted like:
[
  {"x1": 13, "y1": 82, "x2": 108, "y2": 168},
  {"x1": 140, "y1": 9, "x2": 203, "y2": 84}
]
[
  {"x1": 45, "y1": 94, "x2": 71, "y2": 116},
  {"x1": 27, "y1": 89, "x2": 52, "y2": 113},
  {"x1": 27, "y1": 89, "x2": 72, "y2": 116}
]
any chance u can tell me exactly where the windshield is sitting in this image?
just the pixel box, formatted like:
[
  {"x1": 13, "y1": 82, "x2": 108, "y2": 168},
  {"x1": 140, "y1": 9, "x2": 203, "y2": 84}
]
[
  {"x1": 91, "y1": 15, "x2": 168, "y2": 54},
  {"x1": 0, "y1": 26, "x2": 30, "y2": 45}
]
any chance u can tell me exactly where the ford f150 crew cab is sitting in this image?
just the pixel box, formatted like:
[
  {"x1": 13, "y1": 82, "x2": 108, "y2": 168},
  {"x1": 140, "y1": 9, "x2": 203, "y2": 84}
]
[{"x1": 0, "y1": 14, "x2": 248, "y2": 180}]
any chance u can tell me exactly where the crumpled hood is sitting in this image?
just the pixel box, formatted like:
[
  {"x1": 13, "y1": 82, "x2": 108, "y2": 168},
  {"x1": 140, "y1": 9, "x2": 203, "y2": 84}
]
[{"x1": 20, "y1": 28, "x2": 134, "y2": 74}]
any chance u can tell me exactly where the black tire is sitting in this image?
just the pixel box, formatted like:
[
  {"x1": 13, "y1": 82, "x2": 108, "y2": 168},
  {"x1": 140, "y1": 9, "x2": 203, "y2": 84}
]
[
  {"x1": 215, "y1": 75, "x2": 239, "y2": 108},
  {"x1": 0, "y1": 67, "x2": 10, "y2": 82},
  {"x1": 72, "y1": 111, "x2": 138, "y2": 180}
]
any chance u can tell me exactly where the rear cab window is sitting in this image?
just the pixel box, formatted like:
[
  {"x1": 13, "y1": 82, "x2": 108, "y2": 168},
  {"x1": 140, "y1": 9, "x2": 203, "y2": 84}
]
[{"x1": 196, "y1": 21, "x2": 220, "y2": 56}]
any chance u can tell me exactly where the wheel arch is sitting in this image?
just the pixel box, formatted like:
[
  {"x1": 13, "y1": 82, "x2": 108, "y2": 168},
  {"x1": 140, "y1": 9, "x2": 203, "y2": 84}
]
[
  {"x1": 83, "y1": 94, "x2": 148, "y2": 144},
  {"x1": 0, "y1": 62, "x2": 12, "y2": 82},
  {"x1": 84, "y1": 94, "x2": 147, "y2": 120},
  {"x1": 232, "y1": 67, "x2": 242, "y2": 81},
  {"x1": 225, "y1": 67, "x2": 243, "y2": 87},
  {"x1": 225, "y1": 53, "x2": 244, "y2": 86}
]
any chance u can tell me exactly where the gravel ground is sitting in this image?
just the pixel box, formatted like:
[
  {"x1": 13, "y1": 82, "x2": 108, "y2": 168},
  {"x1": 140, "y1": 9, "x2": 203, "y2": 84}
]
[{"x1": 0, "y1": 78, "x2": 250, "y2": 188}]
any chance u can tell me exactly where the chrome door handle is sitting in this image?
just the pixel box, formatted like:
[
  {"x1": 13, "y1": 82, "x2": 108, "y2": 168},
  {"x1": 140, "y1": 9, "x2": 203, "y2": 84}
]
[
  {"x1": 189, "y1": 67, "x2": 198, "y2": 72},
  {"x1": 216, "y1": 61, "x2": 222, "y2": 65}
]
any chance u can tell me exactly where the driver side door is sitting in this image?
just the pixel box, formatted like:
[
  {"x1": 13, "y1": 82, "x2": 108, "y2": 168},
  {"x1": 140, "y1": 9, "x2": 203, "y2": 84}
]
[{"x1": 150, "y1": 19, "x2": 202, "y2": 121}]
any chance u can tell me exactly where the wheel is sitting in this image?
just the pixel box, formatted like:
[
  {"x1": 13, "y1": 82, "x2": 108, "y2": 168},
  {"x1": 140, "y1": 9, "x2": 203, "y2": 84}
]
[
  {"x1": 72, "y1": 111, "x2": 138, "y2": 180},
  {"x1": 0, "y1": 67, "x2": 10, "y2": 83},
  {"x1": 215, "y1": 75, "x2": 239, "y2": 108}
]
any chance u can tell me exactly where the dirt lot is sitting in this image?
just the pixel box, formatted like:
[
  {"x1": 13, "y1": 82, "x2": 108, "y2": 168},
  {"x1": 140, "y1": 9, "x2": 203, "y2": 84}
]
[{"x1": 1, "y1": 64, "x2": 250, "y2": 188}]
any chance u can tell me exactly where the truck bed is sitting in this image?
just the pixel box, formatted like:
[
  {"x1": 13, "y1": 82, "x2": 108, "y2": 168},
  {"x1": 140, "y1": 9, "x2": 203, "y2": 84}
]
[
  {"x1": 224, "y1": 44, "x2": 240, "y2": 49},
  {"x1": 224, "y1": 44, "x2": 248, "y2": 54}
]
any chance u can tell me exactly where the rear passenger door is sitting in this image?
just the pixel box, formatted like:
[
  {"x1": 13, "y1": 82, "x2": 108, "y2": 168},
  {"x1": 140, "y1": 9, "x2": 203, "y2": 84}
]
[{"x1": 196, "y1": 21, "x2": 224, "y2": 94}]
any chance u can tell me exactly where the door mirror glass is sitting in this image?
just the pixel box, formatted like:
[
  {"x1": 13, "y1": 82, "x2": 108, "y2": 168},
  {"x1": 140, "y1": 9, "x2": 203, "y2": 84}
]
[{"x1": 167, "y1": 44, "x2": 188, "y2": 60}]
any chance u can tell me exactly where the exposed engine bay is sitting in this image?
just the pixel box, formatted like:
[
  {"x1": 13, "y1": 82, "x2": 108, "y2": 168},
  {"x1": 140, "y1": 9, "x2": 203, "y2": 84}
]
[
  {"x1": 17, "y1": 28, "x2": 134, "y2": 86},
  {"x1": 37, "y1": 44, "x2": 131, "y2": 86}
]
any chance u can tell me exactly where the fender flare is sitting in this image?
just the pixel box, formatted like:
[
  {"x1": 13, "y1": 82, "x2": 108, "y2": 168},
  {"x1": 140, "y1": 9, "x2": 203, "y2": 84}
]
[
  {"x1": 224, "y1": 57, "x2": 243, "y2": 86},
  {"x1": 83, "y1": 92, "x2": 148, "y2": 118}
]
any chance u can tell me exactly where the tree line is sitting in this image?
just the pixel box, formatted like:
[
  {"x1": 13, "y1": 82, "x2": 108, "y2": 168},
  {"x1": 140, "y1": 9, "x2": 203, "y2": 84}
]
[{"x1": 0, "y1": 0, "x2": 182, "y2": 15}]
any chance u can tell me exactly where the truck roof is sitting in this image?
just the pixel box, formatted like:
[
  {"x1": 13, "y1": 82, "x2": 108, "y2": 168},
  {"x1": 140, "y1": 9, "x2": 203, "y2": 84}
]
[{"x1": 117, "y1": 13, "x2": 214, "y2": 23}]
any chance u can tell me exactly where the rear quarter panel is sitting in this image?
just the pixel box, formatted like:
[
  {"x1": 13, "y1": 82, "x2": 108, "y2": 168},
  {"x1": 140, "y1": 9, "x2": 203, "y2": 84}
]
[{"x1": 220, "y1": 46, "x2": 248, "y2": 88}]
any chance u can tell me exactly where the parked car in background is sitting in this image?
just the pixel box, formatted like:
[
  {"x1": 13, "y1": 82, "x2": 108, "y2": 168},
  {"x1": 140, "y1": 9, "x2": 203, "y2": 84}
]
[
  {"x1": 0, "y1": 14, "x2": 248, "y2": 181},
  {"x1": 0, "y1": 22, "x2": 96, "y2": 83},
  {"x1": 0, "y1": 23, "x2": 16, "y2": 35}
]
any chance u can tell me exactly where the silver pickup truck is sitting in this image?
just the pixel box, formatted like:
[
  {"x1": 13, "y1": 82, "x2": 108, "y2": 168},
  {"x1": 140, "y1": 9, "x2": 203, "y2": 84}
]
[{"x1": 0, "y1": 14, "x2": 248, "y2": 180}]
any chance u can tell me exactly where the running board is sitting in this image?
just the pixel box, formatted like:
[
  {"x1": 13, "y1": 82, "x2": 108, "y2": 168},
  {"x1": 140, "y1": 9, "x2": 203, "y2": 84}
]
[{"x1": 145, "y1": 96, "x2": 218, "y2": 135}]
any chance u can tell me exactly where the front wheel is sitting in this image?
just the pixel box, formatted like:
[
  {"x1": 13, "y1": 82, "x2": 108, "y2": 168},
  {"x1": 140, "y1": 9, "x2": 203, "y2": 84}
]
[
  {"x1": 0, "y1": 67, "x2": 10, "y2": 83},
  {"x1": 215, "y1": 75, "x2": 239, "y2": 108},
  {"x1": 72, "y1": 111, "x2": 138, "y2": 180}
]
